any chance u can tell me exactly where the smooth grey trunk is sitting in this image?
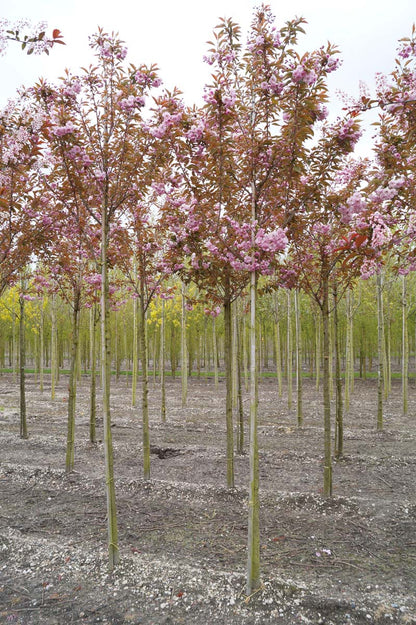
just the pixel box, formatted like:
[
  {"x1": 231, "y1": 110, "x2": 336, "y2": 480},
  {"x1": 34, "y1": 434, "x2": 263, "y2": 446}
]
[
  {"x1": 114, "y1": 310, "x2": 120, "y2": 382},
  {"x1": 232, "y1": 303, "x2": 238, "y2": 408},
  {"x1": 19, "y1": 289, "x2": 27, "y2": 439},
  {"x1": 212, "y1": 317, "x2": 219, "y2": 388},
  {"x1": 101, "y1": 210, "x2": 119, "y2": 570},
  {"x1": 51, "y1": 294, "x2": 57, "y2": 400},
  {"x1": 243, "y1": 313, "x2": 249, "y2": 392},
  {"x1": 322, "y1": 270, "x2": 332, "y2": 496},
  {"x1": 39, "y1": 297, "x2": 44, "y2": 392},
  {"x1": 131, "y1": 296, "x2": 138, "y2": 407},
  {"x1": 160, "y1": 298, "x2": 166, "y2": 422},
  {"x1": 181, "y1": 282, "x2": 188, "y2": 407},
  {"x1": 294, "y1": 289, "x2": 303, "y2": 426},
  {"x1": 139, "y1": 279, "x2": 150, "y2": 480},
  {"x1": 12, "y1": 311, "x2": 17, "y2": 382},
  {"x1": 65, "y1": 288, "x2": 81, "y2": 473},
  {"x1": 333, "y1": 284, "x2": 343, "y2": 458},
  {"x1": 247, "y1": 161, "x2": 259, "y2": 594},
  {"x1": 402, "y1": 275, "x2": 408, "y2": 415},
  {"x1": 236, "y1": 309, "x2": 244, "y2": 455},
  {"x1": 247, "y1": 266, "x2": 260, "y2": 595},
  {"x1": 315, "y1": 310, "x2": 321, "y2": 390},
  {"x1": 385, "y1": 312, "x2": 392, "y2": 399},
  {"x1": 287, "y1": 290, "x2": 293, "y2": 410},
  {"x1": 89, "y1": 304, "x2": 98, "y2": 443},
  {"x1": 224, "y1": 294, "x2": 235, "y2": 488},
  {"x1": 344, "y1": 290, "x2": 353, "y2": 412},
  {"x1": 376, "y1": 270, "x2": 384, "y2": 431},
  {"x1": 274, "y1": 292, "x2": 283, "y2": 398}
]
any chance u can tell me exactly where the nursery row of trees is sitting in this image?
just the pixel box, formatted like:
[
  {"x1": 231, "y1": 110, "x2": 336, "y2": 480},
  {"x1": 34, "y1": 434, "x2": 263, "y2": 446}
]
[
  {"x1": 1, "y1": 7, "x2": 416, "y2": 593},
  {"x1": 2, "y1": 270, "x2": 415, "y2": 400}
]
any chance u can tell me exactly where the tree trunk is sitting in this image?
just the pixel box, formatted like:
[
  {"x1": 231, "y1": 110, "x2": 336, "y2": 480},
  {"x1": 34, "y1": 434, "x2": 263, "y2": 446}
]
[
  {"x1": 12, "y1": 311, "x2": 17, "y2": 382},
  {"x1": 315, "y1": 310, "x2": 321, "y2": 390},
  {"x1": 101, "y1": 209, "x2": 119, "y2": 570},
  {"x1": 51, "y1": 295, "x2": 57, "y2": 400},
  {"x1": 402, "y1": 275, "x2": 408, "y2": 415},
  {"x1": 212, "y1": 317, "x2": 219, "y2": 388},
  {"x1": 287, "y1": 290, "x2": 293, "y2": 410},
  {"x1": 333, "y1": 284, "x2": 343, "y2": 459},
  {"x1": 181, "y1": 282, "x2": 188, "y2": 407},
  {"x1": 344, "y1": 290, "x2": 353, "y2": 412},
  {"x1": 247, "y1": 162, "x2": 260, "y2": 594},
  {"x1": 65, "y1": 287, "x2": 81, "y2": 473},
  {"x1": 131, "y1": 296, "x2": 138, "y2": 407},
  {"x1": 140, "y1": 275, "x2": 150, "y2": 480},
  {"x1": 322, "y1": 270, "x2": 332, "y2": 497},
  {"x1": 160, "y1": 298, "x2": 166, "y2": 422},
  {"x1": 385, "y1": 300, "x2": 391, "y2": 399},
  {"x1": 19, "y1": 288, "x2": 28, "y2": 439},
  {"x1": 247, "y1": 265, "x2": 260, "y2": 595},
  {"x1": 89, "y1": 304, "x2": 98, "y2": 443},
  {"x1": 294, "y1": 289, "x2": 303, "y2": 426},
  {"x1": 274, "y1": 292, "x2": 283, "y2": 398},
  {"x1": 376, "y1": 270, "x2": 384, "y2": 431},
  {"x1": 224, "y1": 292, "x2": 234, "y2": 488},
  {"x1": 236, "y1": 311, "x2": 244, "y2": 455},
  {"x1": 114, "y1": 310, "x2": 120, "y2": 382},
  {"x1": 39, "y1": 297, "x2": 44, "y2": 392}
]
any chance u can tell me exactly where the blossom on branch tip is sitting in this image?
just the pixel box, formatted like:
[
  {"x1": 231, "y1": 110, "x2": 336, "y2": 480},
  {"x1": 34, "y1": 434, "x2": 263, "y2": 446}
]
[{"x1": 292, "y1": 65, "x2": 317, "y2": 86}]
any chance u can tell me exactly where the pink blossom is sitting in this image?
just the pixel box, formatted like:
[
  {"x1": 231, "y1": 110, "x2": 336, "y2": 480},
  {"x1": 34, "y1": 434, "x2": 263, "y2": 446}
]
[
  {"x1": 337, "y1": 118, "x2": 362, "y2": 145},
  {"x1": 255, "y1": 228, "x2": 288, "y2": 253},
  {"x1": 186, "y1": 121, "x2": 205, "y2": 142},
  {"x1": 52, "y1": 121, "x2": 75, "y2": 137},
  {"x1": 292, "y1": 65, "x2": 317, "y2": 86},
  {"x1": 360, "y1": 259, "x2": 378, "y2": 280},
  {"x1": 134, "y1": 70, "x2": 162, "y2": 89},
  {"x1": 119, "y1": 95, "x2": 145, "y2": 111}
]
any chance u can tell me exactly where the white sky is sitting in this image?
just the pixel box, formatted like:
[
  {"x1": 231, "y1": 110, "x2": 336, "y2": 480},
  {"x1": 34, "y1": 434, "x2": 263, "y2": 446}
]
[{"x1": 1, "y1": 0, "x2": 415, "y2": 155}]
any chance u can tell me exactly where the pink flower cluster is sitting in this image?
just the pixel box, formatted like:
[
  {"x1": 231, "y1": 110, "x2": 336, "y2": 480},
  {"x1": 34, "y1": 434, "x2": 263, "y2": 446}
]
[
  {"x1": 255, "y1": 227, "x2": 288, "y2": 252},
  {"x1": 407, "y1": 213, "x2": 416, "y2": 237},
  {"x1": 322, "y1": 55, "x2": 341, "y2": 74},
  {"x1": 370, "y1": 211, "x2": 392, "y2": 248},
  {"x1": 203, "y1": 88, "x2": 236, "y2": 113},
  {"x1": 186, "y1": 120, "x2": 205, "y2": 142},
  {"x1": 97, "y1": 39, "x2": 127, "y2": 62},
  {"x1": 204, "y1": 306, "x2": 221, "y2": 317},
  {"x1": 398, "y1": 40, "x2": 415, "y2": 59},
  {"x1": 360, "y1": 258, "x2": 378, "y2": 279},
  {"x1": 311, "y1": 222, "x2": 331, "y2": 237},
  {"x1": 292, "y1": 65, "x2": 317, "y2": 86},
  {"x1": 203, "y1": 49, "x2": 236, "y2": 67},
  {"x1": 63, "y1": 145, "x2": 90, "y2": 166},
  {"x1": 134, "y1": 70, "x2": 162, "y2": 89},
  {"x1": 339, "y1": 192, "x2": 367, "y2": 224},
  {"x1": 336, "y1": 118, "x2": 362, "y2": 146},
  {"x1": 118, "y1": 95, "x2": 145, "y2": 112},
  {"x1": 151, "y1": 111, "x2": 183, "y2": 139},
  {"x1": 261, "y1": 75, "x2": 283, "y2": 96},
  {"x1": 85, "y1": 273, "x2": 102, "y2": 287},
  {"x1": 62, "y1": 79, "x2": 82, "y2": 98},
  {"x1": 52, "y1": 121, "x2": 75, "y2": 137}
]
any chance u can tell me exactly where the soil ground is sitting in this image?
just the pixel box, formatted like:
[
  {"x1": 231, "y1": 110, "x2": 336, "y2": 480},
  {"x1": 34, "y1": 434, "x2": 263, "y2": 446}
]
[{"x1": 0, "y1": 372, "x2": 415, "y2": 624}]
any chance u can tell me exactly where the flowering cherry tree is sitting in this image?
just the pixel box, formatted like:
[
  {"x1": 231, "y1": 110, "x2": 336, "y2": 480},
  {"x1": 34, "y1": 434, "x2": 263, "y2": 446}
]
[
  {"x1": 32, "y1": 29, "x2": 166, "y2": 570},
  {"x1": 160, "y1": 4, "x2": 346, "y2": 593}
]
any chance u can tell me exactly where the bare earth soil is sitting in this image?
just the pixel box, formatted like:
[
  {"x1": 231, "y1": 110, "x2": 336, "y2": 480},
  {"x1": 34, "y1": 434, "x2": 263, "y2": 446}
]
[{"x1": 0, "y1": 373, "x2": 415, "y2": 624}]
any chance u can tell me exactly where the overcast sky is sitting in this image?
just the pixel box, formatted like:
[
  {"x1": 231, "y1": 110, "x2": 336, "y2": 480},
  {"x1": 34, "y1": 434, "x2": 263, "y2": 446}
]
[{"x1": 1, "y1": 0, "x2": 415, "y2": 155}]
